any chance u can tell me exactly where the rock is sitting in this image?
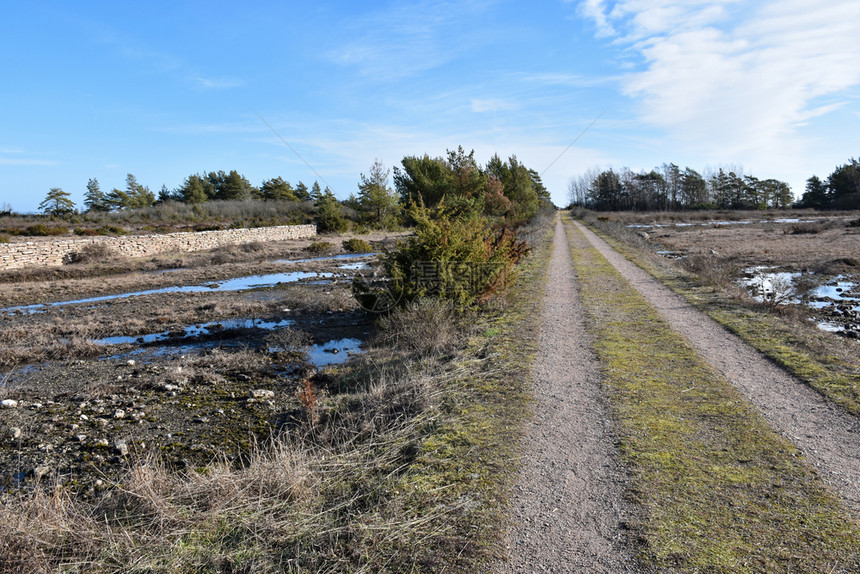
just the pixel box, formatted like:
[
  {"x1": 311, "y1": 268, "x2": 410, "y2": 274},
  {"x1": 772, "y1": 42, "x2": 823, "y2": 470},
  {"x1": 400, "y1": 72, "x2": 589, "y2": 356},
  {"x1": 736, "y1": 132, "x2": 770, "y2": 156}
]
[
  {"x1": 112, "y1": 409, "x2": 126, "y2": 419},
  {"x1": 8, "y1": 427, "x2": 22, "y2": 439},
  {"x1": 159, "y1": 383, "x2": 181, "y2": 393},
  {"x1": 126, "y1": 360, "x2": 136, "y2": 367},
  {"x1": 193, "y1": 416, "x2": 210, "y2": 424},
  {"x1": 95, "y1": 438, "x2": 110, "y2": 448},
  {"x1": 249, "y1": 389, "x2": 275, "y2": 400},
  {"x1": 74, "y1": 434, "x2": 87, "y2": 442},
  {"x1": 1, "y1": 399, "x2": 19, "y2": 409},
  {"x1": 237, "y1": 374, "x2": 251, "y2": 382},
  {"x1": 114, "y1": 440, "x2": 129, "y2": 456},
  {"x1": 34, "y1": 465, "x2": 51, "y2": 480}
]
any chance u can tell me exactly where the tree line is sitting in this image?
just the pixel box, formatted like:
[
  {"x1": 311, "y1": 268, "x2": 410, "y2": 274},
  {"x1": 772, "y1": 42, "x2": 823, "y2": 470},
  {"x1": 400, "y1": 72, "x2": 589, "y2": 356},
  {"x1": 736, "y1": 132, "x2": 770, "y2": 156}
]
[
  {"x1": 796, "y1": 158, "x2": 860, "y2": 210},
  {"x1": 35, "y1": 148, "x2": 553, "y2": 232},
  {"x1": 568, "y1": 163, "x2": 795, "y2": 211}
]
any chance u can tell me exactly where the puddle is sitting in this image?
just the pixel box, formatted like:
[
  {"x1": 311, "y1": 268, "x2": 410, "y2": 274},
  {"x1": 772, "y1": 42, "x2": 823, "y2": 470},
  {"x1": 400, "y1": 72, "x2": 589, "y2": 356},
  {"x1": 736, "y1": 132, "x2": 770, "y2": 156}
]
[
  {"x1": 307, "y1": 338, "x2": 364, "y2": 367},
  {"x1": 2, "y1": 271, "x2": 334, "y2": 315},
  {"x1": 740, "y1": 269, "x2": 859, "y2": 335},
  {"x1": 739, "y1": 267, "x2": 801, "y2": 304},
  {"x1": 91, "y1": 318, "x2": 294, "y2": 346}
]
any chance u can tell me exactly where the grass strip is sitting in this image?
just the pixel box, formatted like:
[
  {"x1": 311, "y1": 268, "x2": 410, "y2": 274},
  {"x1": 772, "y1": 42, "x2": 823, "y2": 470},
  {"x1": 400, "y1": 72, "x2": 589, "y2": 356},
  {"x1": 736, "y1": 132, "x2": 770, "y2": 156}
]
[
  {"x1": 563, "y1": 216, "x2": 860, "y2": 572},
  {"x1": 581, "y1": 215, "x2": 860, "y2": 417},
  {"x1": 386, "y1": 220, "x2": 554, "y2": 571}
]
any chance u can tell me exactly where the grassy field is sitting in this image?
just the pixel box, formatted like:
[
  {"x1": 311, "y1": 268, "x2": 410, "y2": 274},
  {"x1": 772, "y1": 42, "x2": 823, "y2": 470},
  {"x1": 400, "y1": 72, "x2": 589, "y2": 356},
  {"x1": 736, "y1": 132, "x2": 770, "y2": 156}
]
[{"x1": 562, "y1": 214, "x2": 860, "y2": 572}]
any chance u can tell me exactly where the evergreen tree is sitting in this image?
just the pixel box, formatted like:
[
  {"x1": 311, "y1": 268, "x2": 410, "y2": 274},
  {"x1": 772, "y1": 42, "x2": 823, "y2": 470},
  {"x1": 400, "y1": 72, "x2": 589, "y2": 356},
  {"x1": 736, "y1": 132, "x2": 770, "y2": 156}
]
[
  {"x1": 178, "y1": 174, "x2": 209, "y2": 204},
  {"x1": 260, "y1": 177, "x2": 297, "y2": 201},
  {"x1": 315, "y1": 187, "x2": 348, "y2": 233},
  {"x1": 310, "y1": 181, "x2": 323, "y2": 203},
  {"x1": 799, "y1": 175, "x2": 828, "y2": 209},
  {"x1": 294, "y1": 181, "x2": 311, "y2": 201},
  {"x1": 357, "y1": 159, "x2": 400, "y2": 227},
  {"x1": 83, "y1": 178, "x2": 109, "y2": 212},
  {"x1": 39, "y1": 187, "x2": 76, "y2": 216}
]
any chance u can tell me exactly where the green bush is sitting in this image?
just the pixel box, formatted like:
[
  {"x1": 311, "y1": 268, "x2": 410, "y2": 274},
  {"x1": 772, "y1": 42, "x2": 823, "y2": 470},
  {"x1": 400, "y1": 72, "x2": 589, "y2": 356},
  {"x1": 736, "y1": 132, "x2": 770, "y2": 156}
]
[
  {"x1": 342, "y1": 238, "x2": 373, "y2": 253},
  {"x1": 354, "y1": 201, "x2": 527, "y2": 310},
  {"x1": 25, "y1": 224, "x2": 68, "y2": 236},
  {"x1": 98, "y1": 225, "x2": 127, "y2": 235},
  {"x1": 74, "y1": 228, "x2": 100, "y2": 236},
  {"x1": 0, "y1": 234, "x2": 8, "y2": 243},
  {"x1": 306, "y1": 241, "x2": 333, "y2": 254}
]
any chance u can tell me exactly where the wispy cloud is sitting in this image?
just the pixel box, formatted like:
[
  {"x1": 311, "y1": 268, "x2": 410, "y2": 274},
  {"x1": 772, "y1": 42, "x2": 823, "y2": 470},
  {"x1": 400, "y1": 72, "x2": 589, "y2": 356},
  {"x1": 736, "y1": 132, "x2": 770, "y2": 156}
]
[
  {"x1": 327, "y1": 0, "x2": 497, "y2": 80},
  {"x1": 193, "y1": 76, "x2": 244, "y2": 90},
  {"x1": 579, "y1": 0, "x2": 860, "y2": 166},
  {"x1": 471, "y1": 98, "x2": 518, "y2": 113}
]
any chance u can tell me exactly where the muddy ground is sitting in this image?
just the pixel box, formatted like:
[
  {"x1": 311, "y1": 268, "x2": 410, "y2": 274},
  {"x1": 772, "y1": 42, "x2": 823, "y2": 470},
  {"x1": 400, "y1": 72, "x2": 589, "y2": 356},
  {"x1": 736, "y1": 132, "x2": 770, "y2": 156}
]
[
  {"x1": 0, "y1": 232, "x2": 400, "y2": 498},
  {"x1": 613, "y1": 211, "x2": 860, "y2": 337}
]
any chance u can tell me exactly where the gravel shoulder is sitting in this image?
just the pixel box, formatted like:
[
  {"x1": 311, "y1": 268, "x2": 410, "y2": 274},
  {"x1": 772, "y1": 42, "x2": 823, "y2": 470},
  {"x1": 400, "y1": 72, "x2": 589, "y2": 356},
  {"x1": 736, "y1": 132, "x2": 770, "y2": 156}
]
[
  {"x1": 572, "y1": 219, "x2": 860, "y2": 517},
  {"x1": 496, "y1": 216, "x2": 639, "y2": 573}
]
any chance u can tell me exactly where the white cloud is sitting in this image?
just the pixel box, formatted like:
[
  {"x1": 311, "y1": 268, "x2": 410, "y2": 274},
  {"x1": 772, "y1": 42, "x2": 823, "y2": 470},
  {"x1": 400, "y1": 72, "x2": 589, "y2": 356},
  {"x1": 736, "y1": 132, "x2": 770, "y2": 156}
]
[
  {"x1": 0, "y1": 157, "x2": 57, "y2": 166},
  {"x1": 579, "y1": 0, "x2": 860, "y2": 186},
  {"x1": 193, "y1": 76, "x2": 244, "y2": 90},
  {"x1": 471, "y1": 98, "x2": 518, "y2": 113}
]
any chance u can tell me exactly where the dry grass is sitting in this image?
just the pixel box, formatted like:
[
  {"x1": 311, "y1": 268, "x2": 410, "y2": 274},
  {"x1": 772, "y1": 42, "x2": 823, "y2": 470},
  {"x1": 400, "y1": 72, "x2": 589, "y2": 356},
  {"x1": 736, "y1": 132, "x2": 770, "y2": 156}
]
[{"x1": 376, "y1": 298, "x2": 465, "y2": 357}]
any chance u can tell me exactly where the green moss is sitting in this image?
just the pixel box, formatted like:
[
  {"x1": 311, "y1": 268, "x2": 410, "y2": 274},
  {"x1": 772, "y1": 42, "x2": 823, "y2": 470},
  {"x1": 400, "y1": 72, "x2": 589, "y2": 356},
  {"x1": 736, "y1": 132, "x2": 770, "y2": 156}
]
[{"x1": 562, "y1": 215, "x2": 860, "y2": 572}]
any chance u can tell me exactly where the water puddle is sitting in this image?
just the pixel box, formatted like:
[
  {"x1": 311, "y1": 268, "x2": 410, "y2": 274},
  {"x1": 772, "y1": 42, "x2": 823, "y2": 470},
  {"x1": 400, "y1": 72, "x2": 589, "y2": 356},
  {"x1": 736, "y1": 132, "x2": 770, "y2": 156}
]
[
  {"x1": 2, "y1": 271, "x2": 335, "y2": 315},
  {"x1": 740, "y1": 269, "x2": 859, "y2": 336},
  {"x1": 307, "y1": 338, "x2": 364, "y2": 367},
  {"x1": 91, "y1": 318, "x2": 294, "y2": 346}
]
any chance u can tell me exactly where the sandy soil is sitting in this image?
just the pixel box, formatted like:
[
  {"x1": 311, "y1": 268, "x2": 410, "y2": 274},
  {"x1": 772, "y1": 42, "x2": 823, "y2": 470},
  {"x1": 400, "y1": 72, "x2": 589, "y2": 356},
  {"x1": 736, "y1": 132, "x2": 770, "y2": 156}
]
[
  {"x1": 573, "y1": 220, "x2": 860, "y2": 517},
  {"x1": 496, "y1": 216, "x2": 640, "y2": 573}
]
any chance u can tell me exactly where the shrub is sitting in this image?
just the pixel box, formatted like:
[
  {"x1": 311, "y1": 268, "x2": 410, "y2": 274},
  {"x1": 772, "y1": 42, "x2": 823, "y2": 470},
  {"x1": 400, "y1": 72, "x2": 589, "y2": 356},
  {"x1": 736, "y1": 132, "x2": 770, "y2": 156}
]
[
  {"x1": 305, "y1": 241, "x2": 333, "y2": 254},
  {"x1": 0, "y1": 235, "x2": 8, "y2": 243},
  {"x1": 376, "y1": 298, "x2": 462, "y2": 357},
  {"x1": 74, "y1": 228, "x2": 100, "y2": 236},
  {"x1": 97, "y1": 225, "x2": 127, "y2": 235},
  {"x1": 25, "y1": 224, "x2": 67, "y2": 236},
  {"x1": 63, "y1": 242, "x2": 115, "y2": 264},
  {"x1": 342, "y1": 238, "x2": 373, "y2": 253},
  {"x1": 355, "y1": 201, "x2": 527, "y2": 310}
]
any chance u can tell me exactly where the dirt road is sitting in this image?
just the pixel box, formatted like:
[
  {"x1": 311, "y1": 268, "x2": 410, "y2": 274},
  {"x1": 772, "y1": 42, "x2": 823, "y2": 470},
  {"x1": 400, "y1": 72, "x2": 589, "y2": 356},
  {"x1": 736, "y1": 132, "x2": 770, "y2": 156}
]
[
  {"x1": 498, "y1": 215, "x2": 860, "y2": 571},
  {"x1": 497, "y1": 216, "x2": 639, "y2": 573}
]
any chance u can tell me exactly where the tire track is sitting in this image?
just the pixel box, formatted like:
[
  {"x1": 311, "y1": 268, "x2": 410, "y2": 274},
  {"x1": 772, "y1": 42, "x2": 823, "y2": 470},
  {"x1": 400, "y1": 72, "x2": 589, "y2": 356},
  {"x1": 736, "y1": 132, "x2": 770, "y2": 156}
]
[{"x1": 496, "y1": 216, "x2": 639, "y2": 573}]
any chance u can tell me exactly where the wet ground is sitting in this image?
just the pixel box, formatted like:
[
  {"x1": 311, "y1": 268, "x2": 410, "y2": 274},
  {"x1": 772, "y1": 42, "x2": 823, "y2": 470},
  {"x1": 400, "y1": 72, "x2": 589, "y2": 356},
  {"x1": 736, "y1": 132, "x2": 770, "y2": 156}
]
[
  {"x1": 0, "y1": 237, "x2": 392, "y2": 497},
  {"x1": 624, "y1": 213, "x2": 860, "y2": 339}
]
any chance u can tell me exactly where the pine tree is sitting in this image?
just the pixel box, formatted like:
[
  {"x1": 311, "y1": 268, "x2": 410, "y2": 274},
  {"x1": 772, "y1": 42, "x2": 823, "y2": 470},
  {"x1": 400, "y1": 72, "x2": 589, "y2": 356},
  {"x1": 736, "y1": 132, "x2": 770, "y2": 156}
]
[
  {"x1": 357, "y1": 159, "x2": 400, "y2": 227},
  {"x1": 39, "y1": 187, "x2": 76, "y2": 216},
  {"x1": 84, "y1": 178, "x2": 109, "y2": 212}
]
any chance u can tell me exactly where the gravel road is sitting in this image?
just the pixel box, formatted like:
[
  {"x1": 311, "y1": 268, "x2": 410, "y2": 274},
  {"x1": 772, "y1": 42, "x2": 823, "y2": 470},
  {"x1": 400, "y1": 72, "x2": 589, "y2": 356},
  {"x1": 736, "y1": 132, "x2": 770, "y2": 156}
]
[
  {"x1": 572, "y1": 219, "x2": 860, "y2": 517},
  {"x1": 496, "y1": 216, "x2": 640, "y2": 573}
]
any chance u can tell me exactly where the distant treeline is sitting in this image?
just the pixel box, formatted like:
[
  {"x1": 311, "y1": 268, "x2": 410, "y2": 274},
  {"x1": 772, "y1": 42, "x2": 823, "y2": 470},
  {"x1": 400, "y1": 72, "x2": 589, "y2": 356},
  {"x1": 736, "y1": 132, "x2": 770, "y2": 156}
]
[
  {"x1": 568, "y1": 158, "x2": 859, "y2": 211},
  {"x1": 29, "y1": 148, "x2": 554, "y2": 232}
]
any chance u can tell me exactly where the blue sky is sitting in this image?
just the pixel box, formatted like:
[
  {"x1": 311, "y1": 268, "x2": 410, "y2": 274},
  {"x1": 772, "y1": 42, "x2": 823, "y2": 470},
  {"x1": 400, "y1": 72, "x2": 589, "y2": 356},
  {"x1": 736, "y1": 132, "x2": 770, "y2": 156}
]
[{"x1": 2, "y1": 0, "x2": 859, "y2": 212}]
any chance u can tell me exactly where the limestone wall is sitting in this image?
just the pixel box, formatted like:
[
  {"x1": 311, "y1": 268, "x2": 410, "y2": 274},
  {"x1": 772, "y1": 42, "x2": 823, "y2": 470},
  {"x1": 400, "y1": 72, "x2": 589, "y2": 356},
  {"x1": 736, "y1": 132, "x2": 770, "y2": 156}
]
[{"x1": 0, "y1": 224, "x2": 317, "y2": 270}]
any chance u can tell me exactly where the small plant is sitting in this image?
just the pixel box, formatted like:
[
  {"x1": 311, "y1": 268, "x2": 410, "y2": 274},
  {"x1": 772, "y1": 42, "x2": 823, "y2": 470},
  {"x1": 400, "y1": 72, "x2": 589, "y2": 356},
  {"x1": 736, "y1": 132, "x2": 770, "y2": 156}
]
[
  {"x1": 305, "y1": 241, "x2": 333, "y2": 254},
  {"x1": 74, "y1": 228, "x2": 100, "y2": 236},
  {"x1": 294, "y1": 376, "x2": 319, "y2": 426},
  {"x1": 342, "y1": 238, "x2": 373, "y2": 253},
  {"x1": 0, "y1": 234, "x2": 8, "y2": 243}
]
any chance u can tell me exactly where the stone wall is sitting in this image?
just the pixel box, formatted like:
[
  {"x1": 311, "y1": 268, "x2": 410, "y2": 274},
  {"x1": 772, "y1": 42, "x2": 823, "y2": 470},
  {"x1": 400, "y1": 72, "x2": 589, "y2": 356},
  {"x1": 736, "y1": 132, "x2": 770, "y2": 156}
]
[{"x1": 0, "y1": 224, "x2": 317, "y2": 270}]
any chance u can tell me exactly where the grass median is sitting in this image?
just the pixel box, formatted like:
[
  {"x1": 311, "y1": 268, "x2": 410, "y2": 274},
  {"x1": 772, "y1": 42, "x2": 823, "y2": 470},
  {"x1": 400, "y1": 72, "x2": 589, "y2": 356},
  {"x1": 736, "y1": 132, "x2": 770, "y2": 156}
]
[{"x1": 563, "y1": 215, "x2": 860, "y2": 572}]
